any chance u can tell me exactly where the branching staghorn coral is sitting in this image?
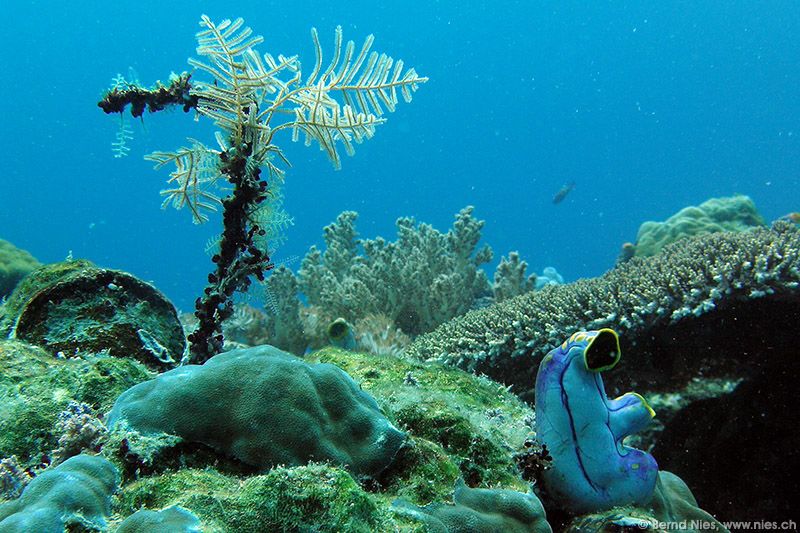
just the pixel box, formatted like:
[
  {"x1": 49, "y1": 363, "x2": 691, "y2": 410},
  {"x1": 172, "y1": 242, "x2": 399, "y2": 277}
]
[{"x1": 99, "y1": 15, "x2": 426, "y2": 362}]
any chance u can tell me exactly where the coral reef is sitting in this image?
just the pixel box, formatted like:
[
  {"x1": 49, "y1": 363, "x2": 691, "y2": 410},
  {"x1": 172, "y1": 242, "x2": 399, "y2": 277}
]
[
  {"x1": 116, "y1": 505, "x2": 201, "y2": 533},
  {"x1": 298, "y1": 207, "x2": 493, "y2": 337},
  {"x1": 191, "y1": 210, "x2": 548, "y2": 358},
  {"x1": 49, "y1": 401, "x2": 107, "y2": 465},
  {"x1": 408, "y1": 223, "x2": 800, "y2": 521},
  {"x1": 0, "y1": 239, "x2": 39, "y2": 300},
  {"x1": 535, "y1": 330, "x2": 657, "y2": 513},
  {"x1": 107, "y1": 345, "x2": 407, "y2": 477},
  {"x1": 1, "y1": 260, "x2": 185, "y2": 370},
  {"x1": 627, "y1": 194, "x2": 766, "y2": 259},
  {"x1": 394, "y1": 478, "x2": 552, "y2": 533},
  {"x1": 408, "y1": 222, "x2": 800, "y2": 399},
  {"x1": 0, "y1": 454, "x2": 118, "y2": 532},
  {"x1": 0, "y1": 339, "x2": 150, "y2": 466},
  {"x1": 97, "y1": 346, "x2": 536, "y2": 531},
  {"x1": 0, "y1": 457, "x2": 30, "y2": 500},
  {"x1": 101, "y1": 15, "x2": 426, "y2": 362}
]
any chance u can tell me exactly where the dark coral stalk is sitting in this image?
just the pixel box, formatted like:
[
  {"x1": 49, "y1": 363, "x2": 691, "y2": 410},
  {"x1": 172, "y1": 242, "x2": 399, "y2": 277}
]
[
  {"x1": 187, "y1": 142, "x2": 274, "y2": 363},
  {"x1": 97, "y1": 72, "x2": 198, "y2": 117}
]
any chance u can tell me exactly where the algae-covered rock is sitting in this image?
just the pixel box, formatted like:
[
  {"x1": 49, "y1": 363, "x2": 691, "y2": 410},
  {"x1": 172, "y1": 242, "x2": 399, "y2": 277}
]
[
  {"x1": 0, "y1": 259, "x2": 94, "y2": 335},
  {"x1": 0, "y1": 339, "x2": 151, "y2": 463},
  {"x1": 114, "y1": 465, "x2": 395, "y2": 533},
  {"x1": 1, "y1": 259, "x2": 185, "y2": 370},
  {"x1": 379, "y1": 437, "x2": 462, "y2": 505},
  {"x1": 312, "y1": 347, "x2": 535, "y2": 496},
  {"x1": 0, "y1": 239, "x2": 40, "y2": 300},
  {"x1": 631, "y1": 195, "x2": 766, "y2": 258},
  {"x1": 0, "y1": 454, "x2": 118, "y2": 532},
  {"x1": 105, "y1": 347, "x2": 539, "y2": 531},
  {"x1": 108, "y1": 345, "x2": 407, "y2": 477}
]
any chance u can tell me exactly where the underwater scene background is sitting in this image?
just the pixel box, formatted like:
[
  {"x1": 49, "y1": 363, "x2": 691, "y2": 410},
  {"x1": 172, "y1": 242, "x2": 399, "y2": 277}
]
[
  {"x1": 1, "y1": 1, "x2": 799, "y2": 532},
  {"x1": 2, "y1": 0, "x2": 799, "y2": 308}
]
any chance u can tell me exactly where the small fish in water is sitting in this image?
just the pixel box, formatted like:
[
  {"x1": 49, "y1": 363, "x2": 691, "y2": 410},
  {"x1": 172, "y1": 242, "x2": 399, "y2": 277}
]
[
  {"x1": 779, "y1": 212, "x2": 800, "y2": 224},
  {"x1": 552, "y1": 181, "x2": 575, "y2": 204}
]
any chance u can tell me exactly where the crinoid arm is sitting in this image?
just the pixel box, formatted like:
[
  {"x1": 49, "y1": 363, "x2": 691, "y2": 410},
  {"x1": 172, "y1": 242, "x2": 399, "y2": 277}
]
[
  {"x1": 188, "y1": 16, "x2": 299, "y2": 139},
  {"x1": 145, "y1": 141, "x2": 223, "y2": 224},
  {"x1": 111, "y1": 115, "x2": 134, "y2": 158},
  {"x1": 304, "y1": 26, "x2": 428, "y2": 116},
  {"x1": 184, "y1": 15, "x2": 427, "y2": 170},
  {"x1": 282, "y1": 26, "x2": 428, "y2": 167},
  {"x1": 290, "y1": 95, "x2": 385, "y2": 169}
]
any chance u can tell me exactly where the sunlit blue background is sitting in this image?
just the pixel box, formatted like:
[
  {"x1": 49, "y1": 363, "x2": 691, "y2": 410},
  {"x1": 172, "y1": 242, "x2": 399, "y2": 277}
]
[{"x1": 2, "y1": 1, "x2": 798, "y2": 310}]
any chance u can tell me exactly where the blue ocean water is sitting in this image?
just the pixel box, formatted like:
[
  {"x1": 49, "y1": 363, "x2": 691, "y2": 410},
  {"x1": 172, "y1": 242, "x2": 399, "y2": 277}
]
[{"x1": 1, "y1": 1, "x2": 798, "y2": 310}]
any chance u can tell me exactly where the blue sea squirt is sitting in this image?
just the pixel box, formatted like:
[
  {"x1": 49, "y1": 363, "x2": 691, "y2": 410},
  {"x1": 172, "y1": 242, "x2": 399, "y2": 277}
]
[{"x1": 534, "y1": 329, "x2": 658, "y2": 513}]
